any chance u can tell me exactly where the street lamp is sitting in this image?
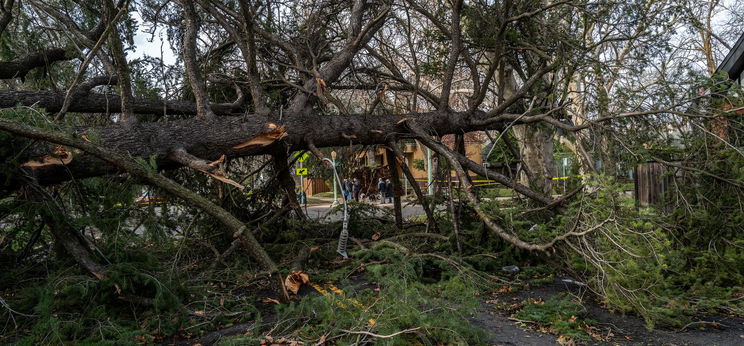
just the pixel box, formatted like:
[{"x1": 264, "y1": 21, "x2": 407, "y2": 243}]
[
  {"x1": 331, "y1": 151, "x2": 338, "y2": 205},
  {"x1": 322, "y1": 156, "x2": 350, "y2": 258}
]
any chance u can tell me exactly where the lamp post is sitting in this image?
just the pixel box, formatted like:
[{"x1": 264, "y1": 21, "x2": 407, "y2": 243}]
[
  {"x1": 331, "y1": 151, "x2": 338, "y2": 206},
  {"x1": 427, "y1": 148, "x2": 434, "y2": 196},
  {"x1": 323, "y1": 157, "x2": 350, "y2": 258}
]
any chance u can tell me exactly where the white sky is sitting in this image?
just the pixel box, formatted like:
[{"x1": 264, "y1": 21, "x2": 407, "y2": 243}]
[{"x1": 130, "y1": 10, "x2": 178, "y2": 66}]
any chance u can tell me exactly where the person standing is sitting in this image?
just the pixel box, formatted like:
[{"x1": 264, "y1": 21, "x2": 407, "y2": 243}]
[
  {"x1": 341, "y1": 179, "x2": 350, "y2": 201},
  {"x1": 377, "y1": 178, "x2": 386, "y2": 204},
  {"x1": 344, "y1": 179, "x2": 353, "y2": 201},
  {"x1": 352, "y1": 178, "x2": 361, "y2": 202},
  {"x1": 385, "y1": 179, "x2": 393, "y2": 203}
]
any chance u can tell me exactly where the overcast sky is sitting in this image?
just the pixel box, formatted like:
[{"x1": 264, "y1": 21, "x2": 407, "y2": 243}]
[{"x1": 130, "y1": 10, "x2": 177, "y2": 66}]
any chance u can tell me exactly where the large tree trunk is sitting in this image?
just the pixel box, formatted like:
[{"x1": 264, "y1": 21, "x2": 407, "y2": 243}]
[
  {"x1": 0, "y1": 48, "x2": 74, "y2": 79},
  {"x1": 3, "y1": 109, "x2": 505, "y2": 188},
  {"x1": 0, "y1": 90, "x2": 243, "y2": 116},
  {"x1": 501, "y1": 64, "x2": 554, "y2": 196},
  {"x1": 385, "y1": 148, "x2": 403, "y2": 229},
  {"x1": 513, "y1": 124, "x2": 555, "y2": 196}
]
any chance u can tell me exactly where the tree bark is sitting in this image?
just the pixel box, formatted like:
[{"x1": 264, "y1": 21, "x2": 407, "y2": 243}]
[
  {"x1": 26, "y1": 183, "x2": 107, "y2": 279},
  {"x1": 0, "y1": 48, "x2": 74, "y2": 80},
  {"x1": 103, "y1": 0, "x2": 136, "y2": 124},
  {"x1": 271, "y1": 150, "x2": 306, "y2": 219},
  {"x1": 0, "y1": 0, "x2": 15, "y2": 36},
  {"x1": 388, "y1": 141, "x2": 438, "y2": 232},
  {"x1": 3, "y1": 109, "x2": 507, "y2": 187},
  {"x1": 385, "y1": 148, "x2": 403, "y2": 229},
  {"x1": 513, "y1": 124, "x2": 554, "y2": 196},
  {"x1": 0, "y1": 90, "x2": 242, "y2": 115},
  {"x1": 180, "y1": 0, "x2": 215, "y2": 117}
]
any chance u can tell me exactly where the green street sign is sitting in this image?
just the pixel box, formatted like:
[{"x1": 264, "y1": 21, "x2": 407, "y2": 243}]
[
  {"x1": 296, "y1": 168, "x2": 308, "y2": 175},
  {"x1": 294, "y1": 151, "x2": 309, "y2": 162}
]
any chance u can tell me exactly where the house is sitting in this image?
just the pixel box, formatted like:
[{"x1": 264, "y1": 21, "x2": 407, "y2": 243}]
[
  {"x1": 712, "y1": 32, "x2": 744, "y2": 142},
  {"x1": 717, "y1": 33, "x2": 744, "y2": 86},
  {"x1": 357, "y1": 133, "x2": 489, "y2": 189}
]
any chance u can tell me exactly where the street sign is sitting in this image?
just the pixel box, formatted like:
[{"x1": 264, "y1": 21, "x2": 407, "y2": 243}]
[
  {"x1": 294, "y1": 151, "x2": 309, "y2": 162},
  {"x1": 296, "y1": 168, "x2": 308, "y2": 175}
]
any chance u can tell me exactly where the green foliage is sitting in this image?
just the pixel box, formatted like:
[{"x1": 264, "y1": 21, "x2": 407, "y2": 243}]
[
  {"x1": 264, "y1": 243, "x2": 487, "y2": 345},
  {"x1": 412, "y1": 158, "x2": 426, "y2": 171},
  {"x1": 10, "y1": 258, "x2": 184, "y2": 345},
  {"x1": 515, "y1": 295, "x2": 592, "y2": 340},
  {"x1": 529, "y1": 170, "x2": 744, "y2": 329}
]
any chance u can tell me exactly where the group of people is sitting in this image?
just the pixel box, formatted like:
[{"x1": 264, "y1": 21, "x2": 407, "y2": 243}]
[{"x1": 341, "y1": 177, "x2": 394, "y2": 203}]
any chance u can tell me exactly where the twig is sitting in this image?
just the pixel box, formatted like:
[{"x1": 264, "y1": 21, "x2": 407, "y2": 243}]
[
  {"x1": 339, "y1": 327, "x2": 421, "y2": 339},
  {"x1": 675, "y1": 320, "x2": 725, "y2": 332},
  {"x1": 508, "y1": 317, "x2": 539, "y2": 324}
]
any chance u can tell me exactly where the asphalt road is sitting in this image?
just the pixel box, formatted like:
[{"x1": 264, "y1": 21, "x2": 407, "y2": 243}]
[{"x1": 303, "y1": 197, "x2": 430, "y2": 222}]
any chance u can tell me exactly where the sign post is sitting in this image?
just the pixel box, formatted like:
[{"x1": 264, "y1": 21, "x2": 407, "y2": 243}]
[{"x1": 294, "y1": 152, "x2": 309, "y2": 207}]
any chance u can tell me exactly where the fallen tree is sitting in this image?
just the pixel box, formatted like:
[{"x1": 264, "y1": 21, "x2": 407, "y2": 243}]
[{"x1": 3, "y1": 108, "x2": 535, "y2": 193}]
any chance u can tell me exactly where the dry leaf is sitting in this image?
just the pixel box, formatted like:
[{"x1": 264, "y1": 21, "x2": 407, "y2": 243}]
[
  {"x1": 370, "y1": 129, "x2": 383, "y2": 134},
  {"x1": 556, "y1": 335, "x2": 575, "y2": 346},
  {"x1": 260, "y1": 298, "x2": 281, "y2": 304},
  {"x1": 284, "y1": 271, "x2": 310, "y2": 295},
  {"x1": 194, "y1": 310, "x2": 206, "y2": 317},
  {"x1": 22, "y1": 145, "x2": 73, "y2": 168},
  {"x1": 309, "y1": 245, "x2": 321, "y2": 252},
  {"x1": 371, "y1": 232, "x2": 381, "y2": 241},
  {"x1": 81, "y1": 134, "x2": 91, "y2": 142},
  {"x1": 233, "y1": 124, "x2": 287, "y2": 149}
]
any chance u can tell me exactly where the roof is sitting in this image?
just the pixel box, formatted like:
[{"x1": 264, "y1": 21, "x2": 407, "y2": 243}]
[{"x1": 716, "y1": 32, "x2": 744, "y2": 79}]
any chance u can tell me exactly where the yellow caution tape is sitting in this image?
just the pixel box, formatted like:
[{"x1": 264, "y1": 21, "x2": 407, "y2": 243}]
[{"x1": 415, "y1": 173, "x2": 593, "y2": 184}]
